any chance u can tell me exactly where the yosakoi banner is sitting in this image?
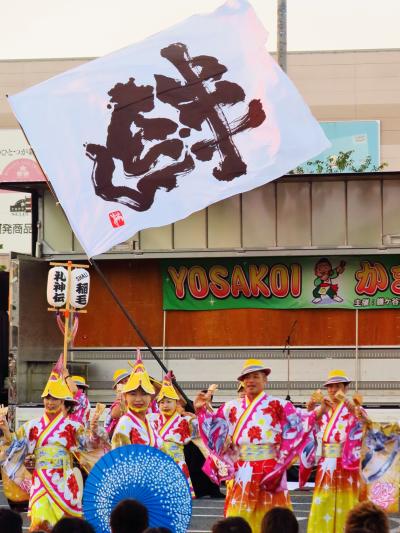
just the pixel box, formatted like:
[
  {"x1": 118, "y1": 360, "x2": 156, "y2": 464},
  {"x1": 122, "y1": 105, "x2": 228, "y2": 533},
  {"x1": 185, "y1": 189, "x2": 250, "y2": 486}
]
[
  {"x1": 7, "y1": 0, "x2": 328, "y2": 258},
  {"x1": 162, "y1": 256, "x2": 400, "y2": 310}
]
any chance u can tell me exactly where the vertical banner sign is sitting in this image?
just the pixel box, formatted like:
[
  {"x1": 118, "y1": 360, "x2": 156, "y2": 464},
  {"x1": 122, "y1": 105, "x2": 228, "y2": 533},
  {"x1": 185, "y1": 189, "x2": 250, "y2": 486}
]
[{"x1": 162, "y1": 256, "x2": 400, "y2": 310}]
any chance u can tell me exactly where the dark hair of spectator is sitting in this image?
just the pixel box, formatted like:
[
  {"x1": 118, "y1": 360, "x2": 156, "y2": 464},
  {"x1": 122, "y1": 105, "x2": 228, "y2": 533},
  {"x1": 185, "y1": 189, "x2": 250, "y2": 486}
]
[
  {"x1": 52, "y1": 517, "x2": 95, "y2": 533},
  {"x1": 344, "y1": 501, "x2": 389, "y2": 533},
  {"x1": 110, "y1": 499, "x2": 149, "y2": 533},
  {"x1": 211, "y1": 516, "x2": 252, "y2": 533},
  {"x1": 0, "y1": 509, "x2": 23, "y2": 533},
  {"x1": 261, "y1": 507, "x2": 299, "y2": 533}
]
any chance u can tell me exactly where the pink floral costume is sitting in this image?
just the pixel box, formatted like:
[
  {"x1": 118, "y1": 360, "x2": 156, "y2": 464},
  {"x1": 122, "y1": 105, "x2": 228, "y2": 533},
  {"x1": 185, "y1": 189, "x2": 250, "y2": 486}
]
[
  {"x1": 148, "y1": 411, "x2": 198, "y2": 497},
  {"x1": 300, "y1": 401, "x2": 365, "y2": 533},
  {"x1": 197, "y1": 391, "x2": 304, "y2": 533},
  {"x1": 5, "y1": 411, "x2": 105, "y2": 532}
]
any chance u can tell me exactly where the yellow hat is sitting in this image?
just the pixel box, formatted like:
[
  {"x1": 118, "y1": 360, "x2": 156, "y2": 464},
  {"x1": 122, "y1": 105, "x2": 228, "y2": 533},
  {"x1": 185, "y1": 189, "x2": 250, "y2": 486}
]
[
  {"x1": 237, "y1": 358, "x2": 271, "y2": 381},
  {"x1": 112, "y1": 369, "x2": 130, "y2": 389},
  {"x1": 72, "y1": 375, "x2": 89, "y2": 389},
  {"x1": 157, "y1": 371, "x2": 180, "y2": 402},
  {"x1": 41, "y1": 356, "x2": 75, "y2": 401},
  {"x1": 150, "y1": 376, "x2": 162, "y2": 389},
  {"x1": 323, "y1": 369, "x2": 351, "y2": 387},
  {"x1": 42, "y1": 377, "x2": 75, "y2": 401},
  {"x1": 123, "y1": 349, "x2": 155, "y2": 395},
  {"x1": 126, "y1": 361, "x2": 162, "y2": 390}
]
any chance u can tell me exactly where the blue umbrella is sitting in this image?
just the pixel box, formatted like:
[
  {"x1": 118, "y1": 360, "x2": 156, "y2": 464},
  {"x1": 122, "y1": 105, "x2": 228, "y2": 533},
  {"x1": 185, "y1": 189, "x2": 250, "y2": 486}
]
[{"x1": 83, "y1": 444, "x2": 192, "y2": 533}]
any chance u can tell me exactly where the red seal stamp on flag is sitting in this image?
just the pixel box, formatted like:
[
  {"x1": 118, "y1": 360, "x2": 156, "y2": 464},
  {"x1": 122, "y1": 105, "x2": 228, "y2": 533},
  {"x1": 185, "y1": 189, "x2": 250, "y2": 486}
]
[{"x1": 109, "y1": 210, "x2": 125, "y2": 228}]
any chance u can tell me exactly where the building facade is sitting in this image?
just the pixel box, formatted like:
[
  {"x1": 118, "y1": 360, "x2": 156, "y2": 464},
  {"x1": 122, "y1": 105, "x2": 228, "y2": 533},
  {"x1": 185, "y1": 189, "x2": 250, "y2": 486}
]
[{"x1": 1, "y1": 49, "x2": 400, "y2": 407}]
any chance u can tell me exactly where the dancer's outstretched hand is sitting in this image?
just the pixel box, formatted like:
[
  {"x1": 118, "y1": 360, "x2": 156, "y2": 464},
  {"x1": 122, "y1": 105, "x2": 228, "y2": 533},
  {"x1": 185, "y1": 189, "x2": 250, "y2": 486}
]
[{"x1": 194, "y1": 391, "x2": 211, "y2": 412}]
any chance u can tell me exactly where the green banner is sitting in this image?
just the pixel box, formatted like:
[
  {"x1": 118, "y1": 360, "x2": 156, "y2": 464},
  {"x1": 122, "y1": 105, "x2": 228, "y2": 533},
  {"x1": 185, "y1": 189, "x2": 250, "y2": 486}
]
[{"x1": 162, "y1": 256, "x2": 400, "y2": 310}]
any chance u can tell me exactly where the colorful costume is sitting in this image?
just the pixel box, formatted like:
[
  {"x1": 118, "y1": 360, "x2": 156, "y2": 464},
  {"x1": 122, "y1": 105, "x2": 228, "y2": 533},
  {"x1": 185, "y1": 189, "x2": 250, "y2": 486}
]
[
  {"x1": 69, "y1": 376, "x2": 91, "y2": 428},
  {"x1": 70, "y1": 377, "x2": 111, "y2": 475},
  {"x1": 148, "y1": 371, "x2": 197, "y2": 497},
  {"x1": 0, "y1": 427, "x2": 31, "y2": 505},
  {"x1": 106, "y1": 367, "x2": 160, "y2": 438},
  {"x1": 197, "y1": 359, "x2": 304, "y2": 533},
  {"x1": 18, "y1": 411, "x2": 88, "y2": 530},
  {"x1": 111, "y1": 409, "x2": 160, "y2": 448},
  {"x1": 360, "y1": 421, "x2": 400, "y2": 513},
  {"x1": 104, "y1": 369, "x2": 130, "y2": 438},
  {"x1": 2, "y1": 370, "x2": 105, "y2": 532},
  {"x1": 301, "y1": 370, "x2": 365, "y2": 533},
  {"x1": 112, "y1": 352, "x2": 161, "y2": 449}
]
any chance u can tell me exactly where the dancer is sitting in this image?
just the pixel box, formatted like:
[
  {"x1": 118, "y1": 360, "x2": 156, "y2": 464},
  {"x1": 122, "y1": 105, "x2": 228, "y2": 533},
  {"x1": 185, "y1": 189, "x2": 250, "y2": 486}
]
[
  {"x1": 67, "y1": 374, "x2": 91, "y2": 429},
  {"x1": 194, "y1": 359, "x2": 304, "y2": 533},
  {"x1": 237, "y1": 382, "x2": 246, "y2": 399},
  {"x1": 104, "y1": 369, "x2": 130, "y2": 438},
  {"x1": 0, "y1": 364, "x2": 105, "y2": 532},
  {"x1": 111, "y1": 351, "x2": 160, "y2": 448},
  {"x1": 224, "y1": 382, "x2": 247, "y2": 500},
  {"x1": 302, "y1": 369, "x2": 368, "y2": 533},
  {"x1": 148, "y1": 371, "x2": 197, "y2": 497}
]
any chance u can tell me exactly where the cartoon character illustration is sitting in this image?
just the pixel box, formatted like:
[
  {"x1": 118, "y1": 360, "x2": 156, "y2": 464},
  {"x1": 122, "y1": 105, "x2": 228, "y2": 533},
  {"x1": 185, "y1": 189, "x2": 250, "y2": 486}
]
[{"x1": 312, "y1": 258, "x2": 346, "y2": 304}]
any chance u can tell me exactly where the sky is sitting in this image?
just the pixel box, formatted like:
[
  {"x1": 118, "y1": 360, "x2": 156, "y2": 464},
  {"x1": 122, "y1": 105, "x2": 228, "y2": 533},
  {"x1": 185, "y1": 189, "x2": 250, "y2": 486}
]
[{"x1": 1, "y1": 0, "x2": 399, "y2": 60}]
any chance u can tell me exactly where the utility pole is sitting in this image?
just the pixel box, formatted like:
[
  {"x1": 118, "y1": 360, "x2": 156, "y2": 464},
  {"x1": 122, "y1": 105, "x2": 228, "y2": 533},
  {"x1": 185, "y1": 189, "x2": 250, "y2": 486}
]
[{"x1": 277, "y1": 0, "x2": 287, "y2": 73}]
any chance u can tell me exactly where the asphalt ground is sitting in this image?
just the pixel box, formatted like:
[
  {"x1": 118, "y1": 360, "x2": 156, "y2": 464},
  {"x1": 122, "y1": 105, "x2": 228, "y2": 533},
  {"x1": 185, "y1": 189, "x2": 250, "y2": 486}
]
[{"x1": 2, "y1": 481, "x2": 400, "y2": 532}]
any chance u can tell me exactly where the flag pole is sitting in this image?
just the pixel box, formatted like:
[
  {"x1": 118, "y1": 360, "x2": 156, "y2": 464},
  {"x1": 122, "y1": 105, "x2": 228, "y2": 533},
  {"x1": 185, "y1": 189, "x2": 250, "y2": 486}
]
[
  {"x1": 62, "y1": 261, "x2": 73, "y2": 367},
  {"x1": 162, "y1": 310, "x2": 167, "y2": 370},
  {"x1": 91, "y1": 259, "x2": 190, "y2": 405},
  {"x1": 277, "y1": 0, "x2": 287, "y2": 73},
  {"x1": 355, "y1": 309, "x2": 359, "y2": 391}
]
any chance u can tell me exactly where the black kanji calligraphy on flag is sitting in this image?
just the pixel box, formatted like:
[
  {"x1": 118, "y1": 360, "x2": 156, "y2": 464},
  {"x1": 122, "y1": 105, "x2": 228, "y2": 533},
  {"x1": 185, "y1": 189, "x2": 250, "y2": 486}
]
[{"x1": 86, "y1": 42, "x2": 266, "y2": 212}]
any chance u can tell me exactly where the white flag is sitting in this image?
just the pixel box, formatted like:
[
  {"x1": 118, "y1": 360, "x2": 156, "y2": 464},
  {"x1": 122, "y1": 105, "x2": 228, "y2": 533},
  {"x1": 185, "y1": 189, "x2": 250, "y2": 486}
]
[{"x1": 8, "y1": 0, "x2": 329, "y2": 258}]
